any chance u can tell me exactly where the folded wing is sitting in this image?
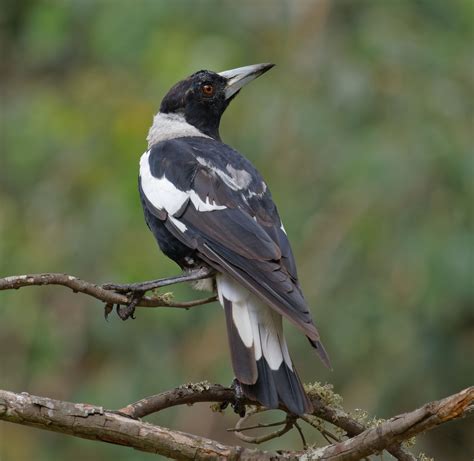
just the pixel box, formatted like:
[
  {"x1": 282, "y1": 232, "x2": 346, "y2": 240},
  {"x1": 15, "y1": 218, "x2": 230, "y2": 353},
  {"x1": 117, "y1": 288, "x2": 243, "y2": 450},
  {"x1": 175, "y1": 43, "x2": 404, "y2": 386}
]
[{"x1": 139, "y1": 137, "x2": 330, "y2": 368}]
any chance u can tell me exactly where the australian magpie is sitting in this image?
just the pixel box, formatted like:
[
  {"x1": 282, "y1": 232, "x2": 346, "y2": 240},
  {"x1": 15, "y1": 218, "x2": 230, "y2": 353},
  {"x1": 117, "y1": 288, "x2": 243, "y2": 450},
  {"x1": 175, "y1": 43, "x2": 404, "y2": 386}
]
[{"x1": 138, "y1": 63, "x2": 330, "y2": 415}]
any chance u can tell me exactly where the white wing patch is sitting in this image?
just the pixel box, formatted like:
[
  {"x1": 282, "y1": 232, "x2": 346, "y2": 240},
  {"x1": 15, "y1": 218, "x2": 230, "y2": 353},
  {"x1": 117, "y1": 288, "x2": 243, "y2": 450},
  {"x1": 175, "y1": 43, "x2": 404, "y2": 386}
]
[
  {"x1": 140, "y1": 151, "x2": 188, "y2": 215},
  {"x1": 168, "y1": 215, "x2": 187, "y2": 232},
  {"x1": 140, "y1": 150, "x2": 227, "y2": 227},
  {"x1": 196, "y1": 156, "x2": 252, "y2": 191},
  {"x1": 226, "y1": 164, "x2": 252, "y2": 189},
  {"x1": 216, "y1": 274, "x2": 293, "y2": 370},
  {"x1": 189, "y1": 191, "x2": 226, "y2": 211}
]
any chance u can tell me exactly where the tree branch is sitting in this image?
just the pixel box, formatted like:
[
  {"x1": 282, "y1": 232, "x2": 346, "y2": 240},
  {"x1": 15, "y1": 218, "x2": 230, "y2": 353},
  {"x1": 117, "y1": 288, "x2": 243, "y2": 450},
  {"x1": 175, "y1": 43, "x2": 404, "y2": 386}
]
[
  {"x1": 0, "y1": 271, "x2": 217, "y2": 309},
  {"x1": 1, "y1": 385, "x2": 471, "y2": 460},
  {"x1": 0, "y1": 389, "x2": 266, "y2": 460},
  {"x1": 305, "y1": 386, "x2": 474, "y2": 460},
  {"x1": 1, "y1": 272, "x2": 472, "y2": 458}
]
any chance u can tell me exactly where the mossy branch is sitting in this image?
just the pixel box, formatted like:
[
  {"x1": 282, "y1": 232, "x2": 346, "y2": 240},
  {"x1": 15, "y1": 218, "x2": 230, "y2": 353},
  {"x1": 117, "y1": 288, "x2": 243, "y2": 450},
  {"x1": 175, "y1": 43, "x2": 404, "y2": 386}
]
[
  {"x1": 1, "y1": 272, "x2": 472, "y2": 459},
  {"x1": 1, "y1": 384, "x2": 472, "y2": 460}
]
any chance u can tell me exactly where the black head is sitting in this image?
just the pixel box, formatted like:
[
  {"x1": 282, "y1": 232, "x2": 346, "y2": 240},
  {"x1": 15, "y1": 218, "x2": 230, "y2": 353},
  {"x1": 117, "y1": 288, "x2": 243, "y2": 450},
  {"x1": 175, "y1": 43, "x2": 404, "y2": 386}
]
[{"x1": 160, "y1": 63, "x2": 275, "y2": 139}]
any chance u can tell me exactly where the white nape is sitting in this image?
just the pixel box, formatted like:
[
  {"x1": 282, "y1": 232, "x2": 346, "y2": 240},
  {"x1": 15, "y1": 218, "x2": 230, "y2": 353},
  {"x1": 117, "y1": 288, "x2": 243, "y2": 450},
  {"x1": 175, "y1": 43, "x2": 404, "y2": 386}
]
[{"x1": 147, "y1": 112, "x2": 210, "y2": 148}]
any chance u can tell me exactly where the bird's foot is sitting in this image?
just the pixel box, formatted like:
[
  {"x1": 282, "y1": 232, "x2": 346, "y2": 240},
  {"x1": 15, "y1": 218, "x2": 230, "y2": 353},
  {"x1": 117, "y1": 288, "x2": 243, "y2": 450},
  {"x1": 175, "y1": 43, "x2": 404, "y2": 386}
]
[
  {"x1": 218, "y1": 379, "x2": 246, "y2": 416},
  {"x1": 116, "y1": 290, "x2": 144, "y2": 321},
  {"x1": 102, "y1": 267, "x2": 216, "y2": 321},
  {"x1": 229, "y1": 379, "x2": 246, "y2": 417}
]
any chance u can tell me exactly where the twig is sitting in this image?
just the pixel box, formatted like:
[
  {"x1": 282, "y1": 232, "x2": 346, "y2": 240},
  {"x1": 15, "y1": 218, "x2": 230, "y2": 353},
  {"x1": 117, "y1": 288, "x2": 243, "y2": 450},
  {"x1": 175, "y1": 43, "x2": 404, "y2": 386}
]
[
  {"x1": 226, "y1": 419, "x2": 287, "y2": 432},
  {"x1": 301, "y1": 415, "x2": 341, "y2": 443},
  {"x1": 294, "y1": 421, "x2": 308, "y2": 449},
  {"x1": 0, "y1": 271, "x2": 217, "y2": 309},
  {"x1": 233, "y1": 407, "x2": 296, "y2": 444}
]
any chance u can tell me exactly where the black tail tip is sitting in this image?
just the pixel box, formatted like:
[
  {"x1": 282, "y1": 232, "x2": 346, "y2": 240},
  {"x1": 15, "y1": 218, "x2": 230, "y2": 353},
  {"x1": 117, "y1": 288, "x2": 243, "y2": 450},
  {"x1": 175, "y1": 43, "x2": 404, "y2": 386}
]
[
  {"x1": 241, "y1": 359, "x2": 313, "y2": 416},
  {"x1": 308, "y1": 337, "x2": 332, "y2": 370}
]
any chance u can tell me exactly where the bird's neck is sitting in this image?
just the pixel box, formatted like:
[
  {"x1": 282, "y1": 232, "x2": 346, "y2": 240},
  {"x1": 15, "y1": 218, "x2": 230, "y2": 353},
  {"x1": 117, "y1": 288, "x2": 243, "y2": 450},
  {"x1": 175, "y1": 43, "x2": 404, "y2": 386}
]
[
  {"x1": 147, "y1": 112, "x2": 212, "y2": 148},
  {"x1": 183, "y1": 113, "x2": 222, "y2": 141}
]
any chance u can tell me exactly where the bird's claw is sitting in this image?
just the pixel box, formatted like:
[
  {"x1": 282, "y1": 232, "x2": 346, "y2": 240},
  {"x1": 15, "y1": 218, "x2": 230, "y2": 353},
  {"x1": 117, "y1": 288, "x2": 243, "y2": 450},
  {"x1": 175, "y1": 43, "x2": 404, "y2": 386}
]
[
  {"x1": 217, "y1": 379, "x2": 246, "y2": 415},
  {"x1": 116, "y1": 290, "x2": 144, "y2": 321},
  {"x1": 231, "y1": 378, "x2": 246, "y2": 417}
]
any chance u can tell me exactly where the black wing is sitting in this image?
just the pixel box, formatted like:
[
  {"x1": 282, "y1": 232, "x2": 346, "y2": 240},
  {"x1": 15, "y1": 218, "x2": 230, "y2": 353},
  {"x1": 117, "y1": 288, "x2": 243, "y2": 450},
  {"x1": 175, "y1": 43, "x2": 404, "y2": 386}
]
[{"x1": 140, "y1": 136, "x2": 329, "y2": 367}]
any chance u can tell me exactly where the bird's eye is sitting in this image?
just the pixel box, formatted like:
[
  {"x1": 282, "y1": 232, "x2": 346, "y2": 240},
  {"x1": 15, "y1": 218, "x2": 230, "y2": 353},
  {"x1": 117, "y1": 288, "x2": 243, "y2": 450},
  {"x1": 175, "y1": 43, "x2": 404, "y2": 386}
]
[{"x1": 202, "y1": 84, "x2": 214, "y2": 97}]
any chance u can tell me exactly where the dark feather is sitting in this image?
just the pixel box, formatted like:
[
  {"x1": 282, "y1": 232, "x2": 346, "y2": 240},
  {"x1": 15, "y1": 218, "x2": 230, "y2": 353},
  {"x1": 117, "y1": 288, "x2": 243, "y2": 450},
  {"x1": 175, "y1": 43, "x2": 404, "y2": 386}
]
[
  {"x1": 307, "y1": 337, "x2": 332, "y2": 370},
  {"x1": 141, "y1": 136, "x2": 329, "y2": 363},
  {"x1": 222, "y1": 297, "x2": 257, "y2": 385},
  {"x1": 241, "y1": 358, "x2": 312, "y2": 415},
  {"x1": 242, "y1": 358, "x2": 279, "y2": 410}
]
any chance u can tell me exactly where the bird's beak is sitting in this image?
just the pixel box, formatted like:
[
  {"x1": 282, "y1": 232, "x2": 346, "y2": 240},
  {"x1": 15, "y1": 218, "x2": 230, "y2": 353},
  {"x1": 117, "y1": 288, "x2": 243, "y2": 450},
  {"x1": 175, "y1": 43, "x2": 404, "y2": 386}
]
[{"x1": 218, "y1": 63, "x2": 275, "y2": 100}]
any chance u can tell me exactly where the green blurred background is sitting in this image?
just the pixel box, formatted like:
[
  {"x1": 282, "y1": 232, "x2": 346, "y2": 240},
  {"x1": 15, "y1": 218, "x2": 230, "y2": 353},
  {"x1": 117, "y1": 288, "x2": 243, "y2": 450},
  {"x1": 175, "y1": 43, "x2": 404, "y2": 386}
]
[{"x1": 1, "y1": 1, "x2": 473, "y2": 460}]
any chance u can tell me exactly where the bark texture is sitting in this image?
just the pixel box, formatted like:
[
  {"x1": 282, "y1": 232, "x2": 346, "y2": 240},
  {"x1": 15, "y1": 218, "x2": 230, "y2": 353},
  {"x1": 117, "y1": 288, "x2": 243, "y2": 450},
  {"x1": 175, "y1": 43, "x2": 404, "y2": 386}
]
[{"x1": 1, "y1": 386, "x2": 472, "y2": 460}]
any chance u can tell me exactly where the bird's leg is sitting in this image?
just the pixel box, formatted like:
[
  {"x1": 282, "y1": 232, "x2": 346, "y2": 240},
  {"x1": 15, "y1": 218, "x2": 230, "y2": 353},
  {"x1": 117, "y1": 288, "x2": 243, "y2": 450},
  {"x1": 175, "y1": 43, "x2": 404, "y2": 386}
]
[
  {"x1": 103, "y1": 266, "x2": 215, "y2": 294},
  {"x1": 231, "y1": 378, "x2": 247, "y2": 417},
  {"x1": 104, "y1": 266, "x2": 215, "y2": 321}
]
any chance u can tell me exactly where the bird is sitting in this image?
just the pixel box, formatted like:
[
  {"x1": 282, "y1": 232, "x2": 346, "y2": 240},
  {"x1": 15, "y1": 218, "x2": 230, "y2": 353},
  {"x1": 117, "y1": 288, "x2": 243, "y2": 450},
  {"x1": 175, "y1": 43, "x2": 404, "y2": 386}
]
[{"x1": 138, "y1": 63, "x2": 330, "y2": 415}]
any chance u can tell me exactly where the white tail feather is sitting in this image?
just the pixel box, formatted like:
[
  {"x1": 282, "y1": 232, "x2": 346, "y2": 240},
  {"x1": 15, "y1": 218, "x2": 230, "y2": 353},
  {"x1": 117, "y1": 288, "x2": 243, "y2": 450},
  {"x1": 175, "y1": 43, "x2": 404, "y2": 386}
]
[{"x1": 216, "y1": 274, "x2": 292, "y2": 371}]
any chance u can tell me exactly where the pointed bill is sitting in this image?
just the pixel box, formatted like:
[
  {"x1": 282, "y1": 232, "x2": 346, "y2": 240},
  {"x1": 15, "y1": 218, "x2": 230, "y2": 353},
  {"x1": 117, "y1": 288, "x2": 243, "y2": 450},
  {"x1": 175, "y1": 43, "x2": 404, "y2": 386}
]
[{"x1": 218, "y1": 63, "x2": 275, "y2": 100}]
